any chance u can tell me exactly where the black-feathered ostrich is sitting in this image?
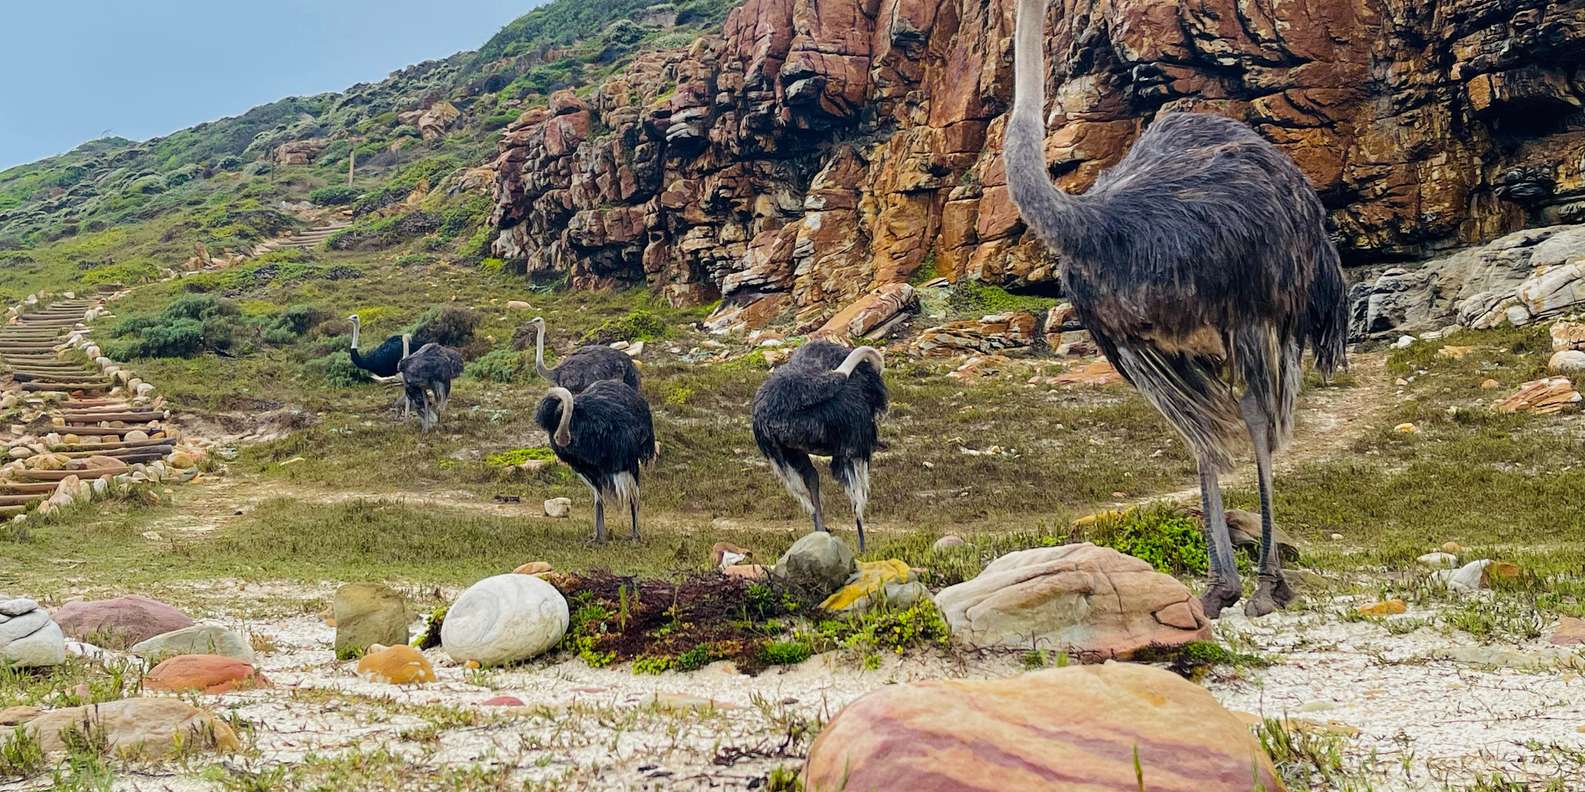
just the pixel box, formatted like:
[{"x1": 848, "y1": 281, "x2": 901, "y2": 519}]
[
  {"x1": 397, "y1": 342, "x2": 464, "y2": 431},
  {"x1": 348, "y1": 314, "x2": 425, "y2": 381},
  {"x1": 1005, "y1": 0, "x2": 1348, "y2": 618},
  {"x1": 752, "y1": 341, "x2": 888, "y2": 551},
  {"x1": 535, "y1": 381, "x2": 656, "y2": 543},
  {"x1": 526, "y1": 316, "x2": 640, "y2": 393}
]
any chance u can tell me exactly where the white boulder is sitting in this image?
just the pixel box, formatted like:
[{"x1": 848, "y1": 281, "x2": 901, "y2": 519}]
[{"x1": 441, "y1": 574, "x2": 568, "y2": 667}]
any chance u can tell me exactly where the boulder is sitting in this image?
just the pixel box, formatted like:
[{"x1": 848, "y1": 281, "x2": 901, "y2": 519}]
[
  {"x1": 931, "y1": 534, "x2": 967, "y2": 552},
  {"x1": 812, "y1": 283, "x2": 918, "y2": 340},
  {"x1": 1224, "y1": 509, "x2": 1302, "y2": 562},
  {"x1": 1492, "y1": 377, "x2": 1582, "y2": 414},
  {"x1": 131, "y1": 623, "x2": 255, "y2": 663},
  {"x1": 356, "y1": 644, "x2": 437, "y2": 685},
  {"x1": 23, "y1": 698, "x2": 241, "y2": 757},
  {"x1": 933, "y1": 544, "x2": 1211, "y2": 659},
  {"x1": 512, "y1": 561, "x2": 554, "y2": 576},
  {"x1": 913, "y1": 312, "x2": 1039, "y2": 357},
  {"x1": 0, "y1": 601, "x2": 66, "y2": 668},
  {"x1": 53, "y1": 595, "x2": 193, "y2": 648},
  {"x1": 774, "y1": 531, "x2": 857, "y2": 600},
  {"x1": 819, "y1": 559, "x2": 926, "y2": 613},
  {"x1": 803, "y1": 663, "x2": 1282, "y2": 792},
  {"x1": 1549, "y1": 350, "x2": 1585, "y2": 377},
  {"x1": 144, "y1": 654, "x2": 267, "y2": 693},
  {"x1": 1549, "y1": 616, "x2": 1585, "y2": 647},
  {"x1": 333, "y1": 583, "x2": 409, "y2": 659},
  {"x1": 543, "y1": 497, "x2": 572, "y2": 518},
  {"x1": 441, "y1": 574, "x2": 568, "y2": 667}
]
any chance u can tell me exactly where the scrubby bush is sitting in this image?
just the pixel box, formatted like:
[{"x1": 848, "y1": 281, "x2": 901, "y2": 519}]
[
  {"x1": 414, "y1": 304, "x2": 480, "y2": 347},
  {"x1": 107, "y1": 295, "x2": 243, "y2": 358},
  {"x1": 581, "y1": 308, "x2": 668, "y2": 345},
  {"x1": 259, "y1": 304, "x2": 328, "y2": 345},
  {"x1": 304, "y1": 350, "x2": 370, "y2": 387},
  {"x1": 466, "y1": 348, "x2": 525, "y2": 383},
  {"x1": 1070, "y1": 504, "x2": 1208, "y2": 576},
  {"x1": 308, "y1": 185, "x2": 361, "y2": 206}
]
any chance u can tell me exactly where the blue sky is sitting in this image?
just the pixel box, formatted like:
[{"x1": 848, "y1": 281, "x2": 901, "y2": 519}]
[{"x1": 0, "y1": 0, "x2": 542, "y2": 169}]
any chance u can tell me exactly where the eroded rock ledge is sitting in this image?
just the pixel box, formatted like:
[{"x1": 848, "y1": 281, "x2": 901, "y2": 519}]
[{"x1": 490, "y1": 0, "x2": 1585, "y2": 329}]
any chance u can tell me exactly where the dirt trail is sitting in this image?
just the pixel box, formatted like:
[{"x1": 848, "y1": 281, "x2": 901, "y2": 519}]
[{"x1": 1135, "y1": 351, "x2": 1393, "y2": 507}]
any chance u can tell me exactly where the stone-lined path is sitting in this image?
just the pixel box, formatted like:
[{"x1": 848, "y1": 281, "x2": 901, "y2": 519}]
[{"x1": 0, "y1": 290, "x2": 205, "y2": 522}]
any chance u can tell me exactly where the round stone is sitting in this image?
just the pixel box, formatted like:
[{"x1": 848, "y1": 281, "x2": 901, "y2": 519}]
[{"x1": 441, "y1": 574, "x2": 568, "y2": 667}]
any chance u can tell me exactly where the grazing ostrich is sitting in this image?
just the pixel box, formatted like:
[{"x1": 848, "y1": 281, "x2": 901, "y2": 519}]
[
  {"x1": 752, "y1": 342, "x2": 888, "y2": 552},
  {"x1": 397, "y1": 342, "x2": 464, "y2": 431},
  {"x1": 348, "y1": 314, "x2": 423, "y2": 382},
  {"x1": 1005, "y1": 0, "x2": 1348, "y2": 618},
  {"x1": 535, "y1": 381, "x2": 656, "y2": 544},
  {"x1": 526, "y1": 316, "x2": 640, "y2": 393}
]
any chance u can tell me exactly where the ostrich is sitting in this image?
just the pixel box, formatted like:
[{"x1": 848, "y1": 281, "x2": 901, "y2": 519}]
[
  {"x1": 535, "y1": 381, "x2": 656, "y2": 544},
  {"x1": 526, "y1": 316, "x2": 640, "y2": 393},
  {"x1": 348, "y1": 314, "x2": 423, "y2": 382},
  {"x1": 1005, "y1": 0, "x2": 1348, "y2": 617},
  {"x1": 397, "y1": 342, "x2": 464, "y2": 431},
  {"x1": 752, "y1": 341, "x2": 887, "y2": 552}
]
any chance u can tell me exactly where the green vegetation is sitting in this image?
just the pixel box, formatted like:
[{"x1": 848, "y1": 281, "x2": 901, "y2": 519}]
[
  {"x1": 308, "y1": 186, "x2": 361, "y2": 206},
  {"x1": 1070, "y1": 504, "x2": 1209, "y2": 576}
]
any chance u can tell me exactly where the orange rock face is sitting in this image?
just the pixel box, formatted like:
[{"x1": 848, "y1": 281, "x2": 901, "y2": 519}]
[
  {"x1": 144, "y1": 654, "x2": 267, "y2": 694},
  {"x1": 803, "y1": 663, "x2": 1283, "y2": 792},
  {"x1": 490, "y1": 0, "x2": 1585, "y2": 319}
]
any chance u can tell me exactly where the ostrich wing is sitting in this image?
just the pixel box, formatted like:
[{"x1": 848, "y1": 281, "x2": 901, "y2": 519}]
[{"x1": 552, "y1": 346, "x2": 641, "y2": 393}]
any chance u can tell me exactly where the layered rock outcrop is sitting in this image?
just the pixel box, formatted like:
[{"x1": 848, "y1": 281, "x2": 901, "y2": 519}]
[{"x1": 490, "y1": 0, "x2": 1585, "y2": 324}]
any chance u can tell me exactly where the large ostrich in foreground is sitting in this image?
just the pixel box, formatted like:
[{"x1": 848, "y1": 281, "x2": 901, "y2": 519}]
[
  {"x1": 398, "y1": 342, "x2": 464, "y2": 431},
  {"x1": 535, "y1": 381, "x2": 656, "y2": 543},
  {"x1": 348, "y1": 314, "x2": 423, "y2": 381},
  {"x1": 526, "y1": 316, "x2": 640, "y2": 393},
  {"x1": 752, "y1": 342, "x2": 888, "y2": 551},
  {"x1": 1005, "y1": 0, "x2": 1348, "y2": 617}
]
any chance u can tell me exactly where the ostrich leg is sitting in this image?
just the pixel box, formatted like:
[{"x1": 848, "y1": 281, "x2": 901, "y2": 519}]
[
  {"x1": 833, "y1": 455, "x2": 870, "y2": 552},
  {"x1": 1198, "y1": 455, "x2": 1242, "y2": 618},
  {"x1": 1242, "y1": 404, "x2": 1294, "y2": 617},
  {"x1": 774, "y1": 450, "x2": 826, "y2": 534},
  {"x1": 628, "y1": 495, "x2": 640, "y2": 541},
  {"x1": 593, "y1": 493, "x2": 608, "y2": 545}
]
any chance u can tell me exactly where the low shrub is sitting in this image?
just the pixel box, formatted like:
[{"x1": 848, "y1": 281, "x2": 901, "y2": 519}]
[
  {"x1": 466, "y1": 348, "x2": 525, "y2": 383},
  {"x1": 581, "y1": 309, "x2": 668, "y2": 345},
  {"x1": 308, "y1": 185, "x2": 361, "y2": 206}
]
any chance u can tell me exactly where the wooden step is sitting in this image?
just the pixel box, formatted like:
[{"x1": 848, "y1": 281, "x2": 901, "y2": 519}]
[
  {"x1": 0, "y1": 493, "x2": 46, "y2": 506},
  {"x1": 45, "y1": 426, "x2": 161, "y2": 437},
  {"x1": 57, "y1": 444, "x2": 173, "y2": 460},
  {"x1": 15, "y1": 464, "x2": 128, "y2": 482},
  {"x1": 18, "y1": 382, "x2": 111, "y2": 393},
  {"x1": 62, "y1": 411, "x2": 167, "y2": 422},
  {"x1": 50, "y1": 437, "x2": 176, "y2": 452},
  {"x1": 0, "y1": 481, "x2": 68, "y2": 494},
  {"x1": 0, "y1": 505, "x2": 27, "y2": 517}
]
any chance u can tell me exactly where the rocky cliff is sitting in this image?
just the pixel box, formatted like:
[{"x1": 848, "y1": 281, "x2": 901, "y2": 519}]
[{"x1": 489, "y1": 0, "x2": 1585, "y2": 330}]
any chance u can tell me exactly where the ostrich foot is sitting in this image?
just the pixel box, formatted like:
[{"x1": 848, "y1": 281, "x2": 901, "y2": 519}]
[
  {"x1": 1244, "y1": 574, "x2": 1294, "y2": 618},
  {"x1": 1199, "y1": 582, "x2": 1242, "y2": 619}
]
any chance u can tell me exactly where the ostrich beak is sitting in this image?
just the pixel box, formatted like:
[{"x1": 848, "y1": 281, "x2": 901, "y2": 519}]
[{"x1": 554, "y1": 430, "x2": 571, "y2": 446}]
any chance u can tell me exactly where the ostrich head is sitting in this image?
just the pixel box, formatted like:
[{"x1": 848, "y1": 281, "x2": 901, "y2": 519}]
[{"x1": 546, "y1": 386, "x2": 575, "y2": 446}]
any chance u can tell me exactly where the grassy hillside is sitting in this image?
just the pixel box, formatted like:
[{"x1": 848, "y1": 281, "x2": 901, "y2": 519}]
[{"x1": 0, "y1": 0, "x2": 739, "y2": 304}]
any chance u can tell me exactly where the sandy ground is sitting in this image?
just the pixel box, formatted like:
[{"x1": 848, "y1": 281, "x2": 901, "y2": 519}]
[{"x1": 6, "y1": 587, "x2": 1577, "y2": 792}]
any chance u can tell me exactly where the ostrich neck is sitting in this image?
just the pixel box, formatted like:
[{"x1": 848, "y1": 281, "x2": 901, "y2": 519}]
[
  {"x1": 1005, "y1": 0, "x2": 1096, "y2": 255},
  {"x1": 534, "y1": 323, "x2": 553, "y2": 380},
  {"x1": 350, "y1": 319, "x2": 360, "y2": 350},
  {"x1": 549, "y1": 387, "x2": 574, "y2": 444},
  {"x1": 836, "y1": 347, "x2": 883, "y2": 377}
]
